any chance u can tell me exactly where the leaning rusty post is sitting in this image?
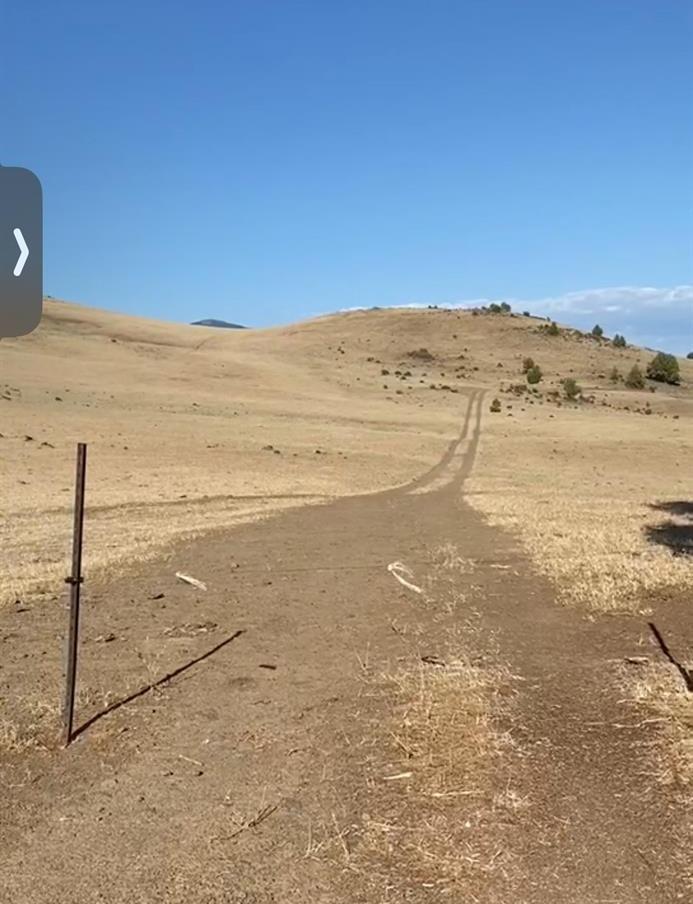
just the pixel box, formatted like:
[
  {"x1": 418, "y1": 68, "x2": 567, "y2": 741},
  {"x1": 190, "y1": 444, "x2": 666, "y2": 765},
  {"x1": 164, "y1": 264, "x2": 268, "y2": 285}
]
[{"x1": 63, "y1": 442, "x2": 87, "y2": 747}]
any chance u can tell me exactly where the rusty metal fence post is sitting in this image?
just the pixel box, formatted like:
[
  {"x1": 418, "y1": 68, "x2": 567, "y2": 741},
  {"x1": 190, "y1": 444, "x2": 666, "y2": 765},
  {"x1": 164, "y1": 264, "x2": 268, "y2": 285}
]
[{"x1": 63, "y1": 443, "x2": 87, "y2": 746}]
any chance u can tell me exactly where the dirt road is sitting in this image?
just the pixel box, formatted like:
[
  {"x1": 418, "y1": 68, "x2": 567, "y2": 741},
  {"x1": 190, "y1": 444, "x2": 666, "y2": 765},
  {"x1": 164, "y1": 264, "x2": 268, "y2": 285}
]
[{"x1": 0, "y1": 391, "x2": 686, "y2": 902}]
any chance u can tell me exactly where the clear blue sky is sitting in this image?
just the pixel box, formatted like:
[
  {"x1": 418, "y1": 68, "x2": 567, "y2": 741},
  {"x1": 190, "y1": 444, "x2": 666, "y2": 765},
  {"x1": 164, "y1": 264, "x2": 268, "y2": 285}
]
[{"x1": 4, "y1": 1, "x2": 692, "y2": 349}]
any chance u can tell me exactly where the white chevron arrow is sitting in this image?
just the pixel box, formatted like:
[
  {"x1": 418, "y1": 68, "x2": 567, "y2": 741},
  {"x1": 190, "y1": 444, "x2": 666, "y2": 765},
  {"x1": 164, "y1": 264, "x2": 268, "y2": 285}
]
[{"x1": 13, "y1": 227, "x2": 29, "y2": 277}]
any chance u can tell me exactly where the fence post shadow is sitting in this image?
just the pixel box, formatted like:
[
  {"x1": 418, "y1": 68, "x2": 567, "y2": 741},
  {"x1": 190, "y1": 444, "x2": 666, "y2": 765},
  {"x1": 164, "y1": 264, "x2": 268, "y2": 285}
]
[{"x1": 72, "y1": 628, "x2": 246, "y2": 740}]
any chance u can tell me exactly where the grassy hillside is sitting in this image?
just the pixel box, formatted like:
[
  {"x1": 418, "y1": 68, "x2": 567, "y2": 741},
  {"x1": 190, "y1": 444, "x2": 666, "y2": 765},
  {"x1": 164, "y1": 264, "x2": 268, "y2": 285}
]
[{"x1": 2, "y1": 299, "x2": 691, "y2": 608}]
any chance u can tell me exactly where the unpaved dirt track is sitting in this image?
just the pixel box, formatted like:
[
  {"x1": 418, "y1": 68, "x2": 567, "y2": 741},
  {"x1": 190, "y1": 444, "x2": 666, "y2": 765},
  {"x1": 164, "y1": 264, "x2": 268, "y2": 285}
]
[{"x1": 0, "y1": 391, "x2": 686, "y2": 902}]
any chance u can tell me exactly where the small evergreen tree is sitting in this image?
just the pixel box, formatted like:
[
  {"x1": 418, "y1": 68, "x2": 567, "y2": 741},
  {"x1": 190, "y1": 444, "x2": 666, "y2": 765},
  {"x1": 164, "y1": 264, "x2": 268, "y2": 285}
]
[
  {"x1": 488, "y1": 302, "x2": 502, "y2": 314},
  {"x1": 612, "y1": 334, "x2": 627, "y2": 348},
  {"x1": 609, "y1": 366, "x2": 621, "y2": 383},
  {"x1": 625, "y1": 364, "x2": 645, "y2": 389},
  {"x1": 591, "y1": 324, "x2": 604, "y2": 338},
  {"x1": 500, "y1": 301, "x2": 511, "y2": 313},
  {"x1": 646, "y1": 352, "x2": 680, "y2": 385},
  {"x1": 687, "y1": 351, "x2": 693, "y2": 360},
  {"x1": 489, "y1": 398, "x2": 502, "y2": 413}
]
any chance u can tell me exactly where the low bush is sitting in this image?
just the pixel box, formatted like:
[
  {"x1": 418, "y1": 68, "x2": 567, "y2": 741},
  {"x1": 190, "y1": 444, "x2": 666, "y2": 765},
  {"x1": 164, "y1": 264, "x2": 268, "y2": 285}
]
[
  {"x1": 521, "y1": 356, "x2": 535, "y2": 373},
  {"x1": 625, "y1": 364, "x2": 645, "y2": 389},
  {"x1": 563, "y1": 377, "x2": 582, "y2": 400},
  {"x1": 540, "y1": 320, "x2": 560, "y2": 336},
  {"x1": 646, "y1": 352, "x2": 680, "y2": 385},
  {"x1": 408, "y1": 347, "x2": 434, "y2": 362},
  {"x1": 489, "y1": 398, "x2": 502, "y2": 413},
  {"x1": 526, "y1": 365, "x2": 543, "y2": 385}
]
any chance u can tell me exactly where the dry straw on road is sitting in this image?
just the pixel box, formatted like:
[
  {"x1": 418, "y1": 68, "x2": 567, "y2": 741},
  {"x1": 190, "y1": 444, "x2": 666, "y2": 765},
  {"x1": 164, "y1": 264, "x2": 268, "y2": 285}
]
[{"x1": 311, "y1": 547, "x2": 520, "y2": 897}]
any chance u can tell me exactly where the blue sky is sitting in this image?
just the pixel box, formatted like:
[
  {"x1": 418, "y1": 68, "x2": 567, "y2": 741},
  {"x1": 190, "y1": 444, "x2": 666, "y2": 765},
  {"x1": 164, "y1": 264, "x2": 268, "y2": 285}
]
[{"x1": 3, "y1": 1, "x2": 692, "y2": 352}]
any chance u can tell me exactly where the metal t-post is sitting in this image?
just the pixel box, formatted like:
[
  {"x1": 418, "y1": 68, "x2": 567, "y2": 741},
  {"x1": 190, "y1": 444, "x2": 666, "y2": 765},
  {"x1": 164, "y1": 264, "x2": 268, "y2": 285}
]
[{"x1": 63, "y1": 442, "x2": 87, "y2": 746}]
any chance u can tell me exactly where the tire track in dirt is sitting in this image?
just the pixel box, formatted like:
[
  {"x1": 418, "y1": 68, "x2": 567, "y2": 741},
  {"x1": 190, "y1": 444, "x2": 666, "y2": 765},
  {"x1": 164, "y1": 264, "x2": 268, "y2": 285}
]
[{"x1": 396, "y1": 388, "x2": 481, "y2": 496}]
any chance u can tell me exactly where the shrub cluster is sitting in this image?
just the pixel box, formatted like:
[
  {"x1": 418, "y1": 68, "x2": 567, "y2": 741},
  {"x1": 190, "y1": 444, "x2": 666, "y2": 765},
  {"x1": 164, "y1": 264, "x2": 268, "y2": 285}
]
[
  {"x1": 646, "y1": 352, "x2": 680, "y2": 385},
  {"x1": 485, "y1": 302, "x2": 512, "y2": 314}
]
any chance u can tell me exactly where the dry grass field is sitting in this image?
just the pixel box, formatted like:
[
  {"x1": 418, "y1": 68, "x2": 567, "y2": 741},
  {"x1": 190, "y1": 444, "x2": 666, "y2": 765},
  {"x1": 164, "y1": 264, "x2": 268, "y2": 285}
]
[
  {"x1": 2, "y1": 298, "x2": 692, "y2": 900},
  {"x1": 4, "y1": 298, "x2": 690, "y2": 614},
  {"x1": 467, "y1": 401, "x2": 693, "y2": 614},
  {"x1": 1, "y1": 300, "x2": 464, "y2": 607}
]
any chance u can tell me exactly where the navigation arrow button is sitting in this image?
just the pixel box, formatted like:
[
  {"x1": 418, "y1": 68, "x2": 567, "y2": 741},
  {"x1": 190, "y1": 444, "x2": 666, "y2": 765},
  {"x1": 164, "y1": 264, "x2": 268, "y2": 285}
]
[
  {"x1": 13, "y1": 228, "x2": 29, "y2": 277},
  {"x1": 0, "y1": 166, "x2": 42, "y2": 336}
]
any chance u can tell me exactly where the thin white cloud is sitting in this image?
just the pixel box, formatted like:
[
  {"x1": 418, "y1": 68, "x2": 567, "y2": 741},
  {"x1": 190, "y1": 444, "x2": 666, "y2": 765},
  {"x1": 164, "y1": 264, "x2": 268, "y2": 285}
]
[
  {"x1": 340, "y1": 286, "x2": 693, "y2": 355},
  {"x1": 447, "y1": 286, "x2": 693, "y2": 316}
]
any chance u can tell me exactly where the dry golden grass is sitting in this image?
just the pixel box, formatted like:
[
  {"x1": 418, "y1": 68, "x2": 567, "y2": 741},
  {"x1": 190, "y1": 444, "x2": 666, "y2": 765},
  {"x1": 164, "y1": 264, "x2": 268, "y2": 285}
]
[
  {"x1": 0, "y1": 698, "x2": 60, "y2": 752},
  {"x1": 421, "y1": 542, "x2": 477, "y2": 615},
  {"x1": 4, "y1": 299, "x2": 692, "y2": 614},
  {"x1": 309, "y1": 546, "x2": 519, "y2": 897},
  {"x1": 467, "y1": 400, "x2": 693, "y2": 613},
  {"x1": 625, "y1": 661, "x2": 693, "y2": 887},
  {"x1": 349, "y1": 659, "x2": 515, "y2": 895},
  {"x1": 629, "y1": 663, "x2": 693, "y2": 790},
  {"x1": 313, "y1": 676, "x2": 518, "y2": 893},
  {"x1": 3, "y1": 494, "x2": 327, "y2": 605},
  {"x1": 4, "y1": 301, "x2": 692, "y2": 892},
  {"x1": 0, "y1": 721, "x2": 37, "y2": 754},
  {"x1": 2, "y1": 301, "x2": 466, "y2": 607}
]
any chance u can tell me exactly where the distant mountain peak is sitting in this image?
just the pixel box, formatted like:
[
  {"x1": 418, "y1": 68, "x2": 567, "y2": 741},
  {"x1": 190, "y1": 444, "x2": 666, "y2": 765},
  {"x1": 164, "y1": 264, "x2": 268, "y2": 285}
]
[{"x1": 191, "y1": 318, "x2": 247, "y2": 330}]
